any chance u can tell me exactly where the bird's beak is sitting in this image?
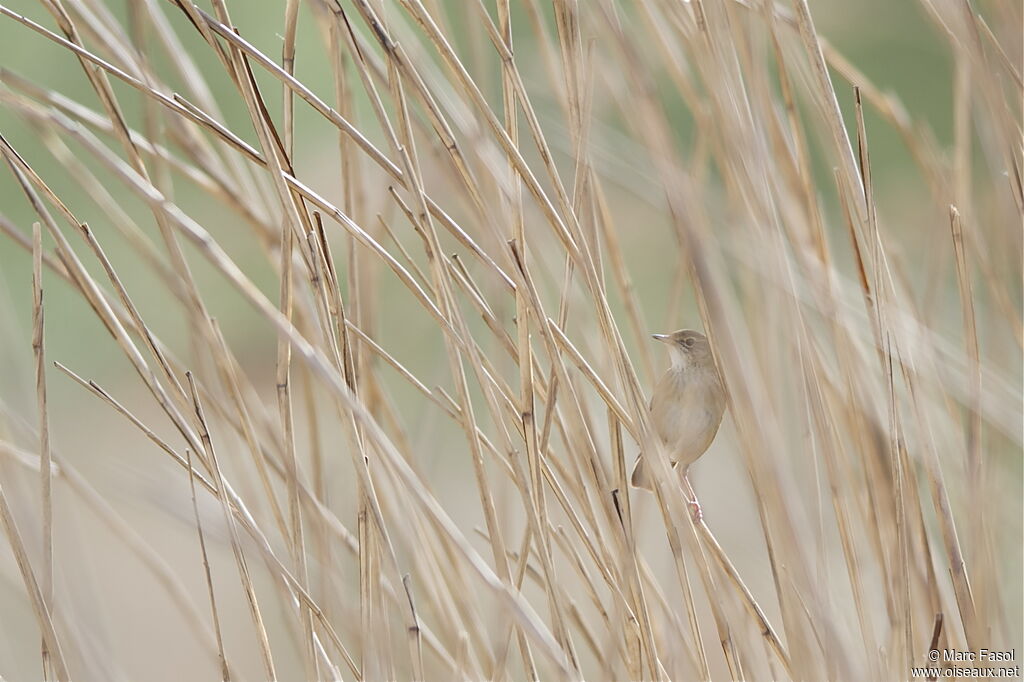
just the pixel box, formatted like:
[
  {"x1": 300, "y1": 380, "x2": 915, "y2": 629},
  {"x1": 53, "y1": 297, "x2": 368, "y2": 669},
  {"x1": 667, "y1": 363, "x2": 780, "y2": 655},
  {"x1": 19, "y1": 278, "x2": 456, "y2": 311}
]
[{"x1": 651, "y1": 334, "x2": 670, "y2": 343}]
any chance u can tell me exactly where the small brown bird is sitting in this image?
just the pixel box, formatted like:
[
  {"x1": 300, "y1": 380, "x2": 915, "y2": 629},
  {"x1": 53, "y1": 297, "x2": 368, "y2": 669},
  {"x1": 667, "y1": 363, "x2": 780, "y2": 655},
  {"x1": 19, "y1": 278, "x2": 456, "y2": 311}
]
[{"x1": 631, "y1": 330, "x2": 727, "y2": 521}]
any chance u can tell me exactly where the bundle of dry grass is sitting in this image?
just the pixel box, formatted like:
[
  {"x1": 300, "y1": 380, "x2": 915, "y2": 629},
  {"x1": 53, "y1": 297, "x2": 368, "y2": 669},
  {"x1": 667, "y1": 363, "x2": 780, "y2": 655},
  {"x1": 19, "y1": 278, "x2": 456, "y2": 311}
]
[{"x1": 0, "y1": 0, "x2": 1020, "y2": 680}]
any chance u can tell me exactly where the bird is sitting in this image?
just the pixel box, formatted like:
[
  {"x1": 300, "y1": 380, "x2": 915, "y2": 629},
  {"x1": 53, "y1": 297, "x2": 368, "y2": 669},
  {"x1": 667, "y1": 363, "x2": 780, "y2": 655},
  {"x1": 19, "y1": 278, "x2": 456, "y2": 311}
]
[{"x1": 630, "y1": 329, "x2": 727, "y2": 521}]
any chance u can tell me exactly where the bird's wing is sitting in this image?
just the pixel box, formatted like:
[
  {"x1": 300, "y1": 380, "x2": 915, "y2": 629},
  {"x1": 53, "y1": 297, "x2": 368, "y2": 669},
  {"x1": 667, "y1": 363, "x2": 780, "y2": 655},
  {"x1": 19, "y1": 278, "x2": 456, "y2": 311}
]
[{"x1": 631, "y1": 372, "x2": 680, "y2": 489}]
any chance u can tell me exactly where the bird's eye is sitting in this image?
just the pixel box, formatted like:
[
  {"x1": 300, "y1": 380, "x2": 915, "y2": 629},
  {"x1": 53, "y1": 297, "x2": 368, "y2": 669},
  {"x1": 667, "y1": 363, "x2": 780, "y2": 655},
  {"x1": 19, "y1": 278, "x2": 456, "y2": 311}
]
[{"x1": 683, "y1": 337, "x2": 695, "y2": 347}]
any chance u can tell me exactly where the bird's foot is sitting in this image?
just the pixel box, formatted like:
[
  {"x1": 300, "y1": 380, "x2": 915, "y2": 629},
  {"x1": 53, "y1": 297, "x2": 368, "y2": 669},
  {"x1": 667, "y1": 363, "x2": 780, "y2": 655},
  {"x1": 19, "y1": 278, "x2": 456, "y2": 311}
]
[{"x1": 687, "y1": 498, "x2": 703, "y2": 524}]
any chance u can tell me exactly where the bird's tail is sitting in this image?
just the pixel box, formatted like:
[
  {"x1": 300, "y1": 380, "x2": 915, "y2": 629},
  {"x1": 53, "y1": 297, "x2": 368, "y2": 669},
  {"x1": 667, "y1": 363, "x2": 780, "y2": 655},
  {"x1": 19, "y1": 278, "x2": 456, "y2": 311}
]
[
  {"x1": 630, "y1": 457, "x2": 653, "y2": 490},
  {"x1": 630, "y1": 456, "x2": 678, "y2": 491}
]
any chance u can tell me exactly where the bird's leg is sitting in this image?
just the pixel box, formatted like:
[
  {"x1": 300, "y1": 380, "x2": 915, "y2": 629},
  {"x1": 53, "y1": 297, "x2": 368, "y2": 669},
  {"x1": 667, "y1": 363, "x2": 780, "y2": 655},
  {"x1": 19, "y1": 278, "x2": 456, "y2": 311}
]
[{"x1": 682, "y1": 470, "x2": 702, "y2": 523}]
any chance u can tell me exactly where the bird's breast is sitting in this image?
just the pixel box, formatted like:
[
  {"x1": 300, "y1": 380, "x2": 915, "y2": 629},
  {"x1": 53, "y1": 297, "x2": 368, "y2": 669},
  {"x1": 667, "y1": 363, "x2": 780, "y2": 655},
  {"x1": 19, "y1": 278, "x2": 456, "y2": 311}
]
[{"x1": 650, "y1": 367, "x2": 726, "y2": 465}]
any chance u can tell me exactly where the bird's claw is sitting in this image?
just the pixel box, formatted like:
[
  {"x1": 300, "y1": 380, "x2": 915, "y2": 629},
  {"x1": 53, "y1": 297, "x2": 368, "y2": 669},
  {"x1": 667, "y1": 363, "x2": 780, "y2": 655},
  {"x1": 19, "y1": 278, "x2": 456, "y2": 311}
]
[{"x1": 688, "y1": 498, "x2": 703, "y2": 524}]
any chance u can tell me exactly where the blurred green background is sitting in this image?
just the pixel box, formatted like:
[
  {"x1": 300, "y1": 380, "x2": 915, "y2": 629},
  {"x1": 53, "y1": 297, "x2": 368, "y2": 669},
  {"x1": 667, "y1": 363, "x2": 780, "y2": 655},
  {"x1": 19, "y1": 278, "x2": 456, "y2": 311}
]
[{"x1": 0, "y1": 0, "x2": 961, "y2": 383}]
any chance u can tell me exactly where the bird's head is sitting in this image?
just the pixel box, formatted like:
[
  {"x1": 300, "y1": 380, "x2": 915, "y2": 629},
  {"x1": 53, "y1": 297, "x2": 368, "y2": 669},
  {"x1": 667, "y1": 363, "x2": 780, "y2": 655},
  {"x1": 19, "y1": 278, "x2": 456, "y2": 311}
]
[{"x1": 652, "y1": 329, "x2": 713, "y2": 369}]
